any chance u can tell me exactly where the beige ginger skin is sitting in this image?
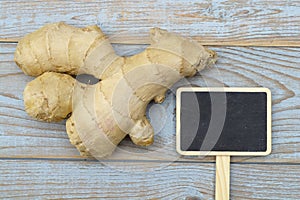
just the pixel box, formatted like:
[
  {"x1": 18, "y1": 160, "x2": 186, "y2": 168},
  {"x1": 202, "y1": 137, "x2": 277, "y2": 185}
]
[{"x1": 15, "y1": 22, "x2": 217, "y2": 158}]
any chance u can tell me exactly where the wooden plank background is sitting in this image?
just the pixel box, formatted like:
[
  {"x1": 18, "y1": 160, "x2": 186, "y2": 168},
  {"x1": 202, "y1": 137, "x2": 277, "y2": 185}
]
[
  {"x1": 1, "y1": 0, "x2": 300, "y2": 46},
  {"x1": 1, "y1": 160, "x2": 299, "y2": 200},
  {"x1": 0, "y1": 0, "x2": 300, "y2": 199}
]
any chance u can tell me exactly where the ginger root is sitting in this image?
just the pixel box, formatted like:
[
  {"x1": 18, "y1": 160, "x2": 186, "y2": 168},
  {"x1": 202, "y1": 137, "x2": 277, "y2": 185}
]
[{"x1": 15, "y1": 22, "x2": 217, "y2": 158}]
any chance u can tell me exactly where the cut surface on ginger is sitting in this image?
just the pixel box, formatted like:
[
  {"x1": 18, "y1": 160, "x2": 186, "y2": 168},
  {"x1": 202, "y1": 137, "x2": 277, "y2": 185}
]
[{"x1": 16, "y1": 22, "x2": 217, "y2": 158}]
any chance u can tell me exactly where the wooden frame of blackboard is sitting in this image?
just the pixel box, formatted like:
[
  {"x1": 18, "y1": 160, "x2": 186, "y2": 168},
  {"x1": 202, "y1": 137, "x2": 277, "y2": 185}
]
[{"x1": 176, "y1": 87, "x2": 272, "y2": 156}]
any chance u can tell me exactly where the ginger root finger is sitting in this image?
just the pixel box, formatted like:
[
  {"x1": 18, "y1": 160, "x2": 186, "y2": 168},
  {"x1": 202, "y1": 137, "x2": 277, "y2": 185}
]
[
  {"x1": 14, "y1": 22, "x2": 106, "y2": 76},
  {"x1": 23, "y1": 72, "x2": 75, "y2": 122},
  {"x1": 66, "y1": 116, "x2": 91, "y2": 157}
]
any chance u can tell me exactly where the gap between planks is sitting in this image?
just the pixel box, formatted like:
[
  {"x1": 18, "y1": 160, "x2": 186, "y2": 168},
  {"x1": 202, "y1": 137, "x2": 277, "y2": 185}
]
[
  {"x1": 0, "y1": 157, "x2": 300, "y2": 166},
  {"x1": 1, "y1": 38, "x2": 300, "y2": 47}
]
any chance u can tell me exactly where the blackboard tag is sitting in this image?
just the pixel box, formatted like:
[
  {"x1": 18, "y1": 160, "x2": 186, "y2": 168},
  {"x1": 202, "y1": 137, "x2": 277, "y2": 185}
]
[{"x1": 176, "y1": 87, "x2": 271, "y2": 156}]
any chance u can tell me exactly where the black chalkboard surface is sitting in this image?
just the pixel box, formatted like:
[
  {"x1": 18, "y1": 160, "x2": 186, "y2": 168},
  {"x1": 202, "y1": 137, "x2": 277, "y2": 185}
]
[{"x1": 176, "y1": 88, "x2": 271, "y2": 156}]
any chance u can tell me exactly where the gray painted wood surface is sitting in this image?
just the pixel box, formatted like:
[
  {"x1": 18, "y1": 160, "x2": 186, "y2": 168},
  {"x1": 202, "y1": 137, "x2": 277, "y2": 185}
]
[
  {"x1": 0, "y1": 0, "x2": 299, "y2": 199},
  {"x1": 1, "y1": 0, "x2": 300, "y2": 46},
  {"x1": 1, "y1": 160, "x2": 299, "y2": 200}
]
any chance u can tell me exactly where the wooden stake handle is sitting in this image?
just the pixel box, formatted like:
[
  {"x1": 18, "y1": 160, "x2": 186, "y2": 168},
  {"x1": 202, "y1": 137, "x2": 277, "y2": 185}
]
[{"x1": 215, "y1": 155, "x2": 230, "y2": 200}]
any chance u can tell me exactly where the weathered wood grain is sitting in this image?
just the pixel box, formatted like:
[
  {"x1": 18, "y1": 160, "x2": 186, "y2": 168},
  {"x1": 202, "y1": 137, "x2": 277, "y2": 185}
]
[
  {"x1": 1, "y1": 43, "x2": 299, "y2": 163},
  {"x1": 0, "y1": 0, "x2": 300, "y2": 46},
  {"x1": 1, "y1": 1, "x2": 299, "y2": 199},
  {"x1": 0, "y1": 160, "x2": 299, "y2": 199}
]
